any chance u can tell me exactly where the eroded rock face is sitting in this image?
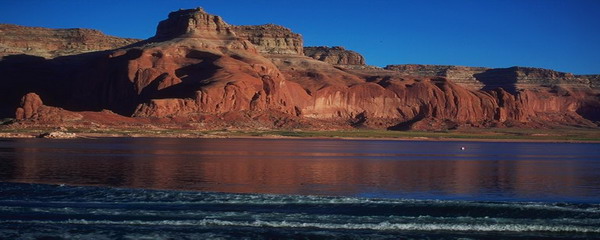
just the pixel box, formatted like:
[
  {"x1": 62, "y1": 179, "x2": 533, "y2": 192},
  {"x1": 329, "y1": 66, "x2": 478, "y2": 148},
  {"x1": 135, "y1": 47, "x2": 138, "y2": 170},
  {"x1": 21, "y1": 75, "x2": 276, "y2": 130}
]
[
  {"x1": 304, "y1": 46, "x2": 365, "y2": 66},
  {"x1": 385, "y1": 64, "x2": 596, "y2": 92},
  {"x1": 0, "y1": 24, "x2": 139, "y2": 58},
  {"x1": 576, "y1": 74, "x2": 600, "y2": 89},
  {"x1": 233, "y1": 24, "x2": 304, "y2": 56},
  {"x1": 384, "y1": 64, "x2": 488, "y2": 90},
  {"x1": 133, "y1": 98, "x2": 198, "y2": 118},
  {"x1": 474, "y1": 67, "x2": 591, "y2": 93},
  {"x1": 2, "y1": 7, "x2": 599, "y2": 130},
  {"x1": 153, "y1": 7, "x2": 236, "y2": 40},
  {"x1": 14, "y1": 92, "x2": 83, "y2": 123},
  {"x1": 296, "y1": 73, "x2": 598, "y2": 129},
  {"x1": 15, "y1": 93, "x2": 43, "y2": 120},
  {"x1": 299, "y1": 76, "x2": 503, "y2": 129},
  {"x1": 74, "y1": 8, "x2": 309, "y2": 119}
]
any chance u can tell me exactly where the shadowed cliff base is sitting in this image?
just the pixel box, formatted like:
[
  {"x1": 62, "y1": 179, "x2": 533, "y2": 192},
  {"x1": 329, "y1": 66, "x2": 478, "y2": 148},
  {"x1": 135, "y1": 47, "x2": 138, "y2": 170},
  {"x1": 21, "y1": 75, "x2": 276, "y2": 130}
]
[
  {"x1": 577, "y1": 102, "x2": 600, "y2": 122},
  {"x1": 0, "y1": 54, "x2": 83, "y2": 118}
]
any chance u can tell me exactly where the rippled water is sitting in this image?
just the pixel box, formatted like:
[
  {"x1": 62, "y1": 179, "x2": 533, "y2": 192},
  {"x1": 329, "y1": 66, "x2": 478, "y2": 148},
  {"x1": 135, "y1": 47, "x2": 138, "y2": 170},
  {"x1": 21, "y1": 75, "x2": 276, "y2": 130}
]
[{"x1": 1, "y1": 137, "x2": 600, "y2": 239}]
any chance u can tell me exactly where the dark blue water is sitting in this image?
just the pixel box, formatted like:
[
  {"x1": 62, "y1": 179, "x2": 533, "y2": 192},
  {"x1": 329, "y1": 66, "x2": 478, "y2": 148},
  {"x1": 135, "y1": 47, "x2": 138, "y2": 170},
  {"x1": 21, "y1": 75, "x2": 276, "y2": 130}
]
[{"x1": 1, "y1": 138, "x2": 600, "y2": 239}]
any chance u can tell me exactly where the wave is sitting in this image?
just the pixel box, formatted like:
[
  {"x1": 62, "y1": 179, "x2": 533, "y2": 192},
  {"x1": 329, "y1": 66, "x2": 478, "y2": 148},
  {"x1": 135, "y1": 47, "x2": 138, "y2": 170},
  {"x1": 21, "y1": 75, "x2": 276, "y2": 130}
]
[
  {"x1": 2, "y1": 218, "x2": 600, "y2": 234},
  {"x1": 2, "y1": 183, "x2": 600, "y2": 238}
]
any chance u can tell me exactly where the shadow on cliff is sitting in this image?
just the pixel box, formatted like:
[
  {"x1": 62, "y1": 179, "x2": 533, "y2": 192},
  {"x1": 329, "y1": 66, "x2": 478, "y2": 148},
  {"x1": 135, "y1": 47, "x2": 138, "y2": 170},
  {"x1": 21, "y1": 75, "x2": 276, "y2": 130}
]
[
  {"x1": 474, "y1": 68, "x2": 518, "y2": 94},
  {"x1": 139, "y1": 51, "x2": 221, "y2": 101},
  {"x1": 0, "y1": 54, "x2": 72, "y2": 118},
  {"x1": 387, "y1": 105, "x2": 429, "y2": 131},
  {"x1": 0, "y1": 51, "x2": 139, "y2": 118},
  {"x1": 577, "y1": 100, "x2": 600, "y2": 123},
  {"x1": 69, "y1": 50, "x2": 140, "y2": 115}
]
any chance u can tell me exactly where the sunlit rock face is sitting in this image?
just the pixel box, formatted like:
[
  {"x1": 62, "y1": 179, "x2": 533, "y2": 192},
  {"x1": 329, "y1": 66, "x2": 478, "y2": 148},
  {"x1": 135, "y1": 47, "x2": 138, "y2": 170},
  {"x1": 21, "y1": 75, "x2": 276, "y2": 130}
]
[
  {"x1": 233, "y1": 24, "x2": 304, "y2": 56},
  {"x1": 69, "y1": 8, "x2": 308, "y2": 119},
  {"x1": 385, "y1": 65, "x2": 597, "y2": 91},
  {"x1": 0, "y1": 7, "x2": 598, "y2": 129},
  {"x1": 304, "y1": 46, "x2": 365, "y2": 66},
  {"x1": 0, "y1": 24, "x2": 139, "y2": 59}
]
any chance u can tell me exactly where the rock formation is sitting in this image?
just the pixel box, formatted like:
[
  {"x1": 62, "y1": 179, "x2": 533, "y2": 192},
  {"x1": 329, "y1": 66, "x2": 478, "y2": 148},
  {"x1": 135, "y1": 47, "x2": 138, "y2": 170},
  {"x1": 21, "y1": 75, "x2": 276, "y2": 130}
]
[
  {"x1": 0, "y1": 24, "x2": 139, "y2": 59},
  {"x1": 67, "y1": 8, "x2": 311, "y2": 124},
  {"x1": 0, "y1": 7, "x2": 598, "y2": 131},
  {"x1": 385, "y1": 64, "x2": 596, "y2": 92},
  {"x1": 576, "y1": 74, "x2": 600, "y2": 89},
  {"x1": 384, "y1": 64, "x2": 488, "y2": 90},
  {"x1": 37, "y1": 131, "x2": 77, "y2": 139},
  {"x1": 15, "y1": 93, "x2": 43, "y2": 120},
  {"x1": 233, "y1": 24, "x2": 304, "y2": 56},
  {"x1": 14, "y1": 92, "x2": 83, "y2": 123},
  {"x1": 12, "y1": 92, "x2": 150, "y2": 126},
  {"x1": 304, "y1": 46, "x2": 365, "y2": 66}
]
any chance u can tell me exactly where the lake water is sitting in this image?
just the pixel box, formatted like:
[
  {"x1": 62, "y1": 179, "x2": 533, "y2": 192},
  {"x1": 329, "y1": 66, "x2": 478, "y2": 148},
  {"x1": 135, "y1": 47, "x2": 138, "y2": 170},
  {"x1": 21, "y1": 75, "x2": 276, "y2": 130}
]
[{"x1": 1, "y1": 137, "x2": 600, "y2": 239}]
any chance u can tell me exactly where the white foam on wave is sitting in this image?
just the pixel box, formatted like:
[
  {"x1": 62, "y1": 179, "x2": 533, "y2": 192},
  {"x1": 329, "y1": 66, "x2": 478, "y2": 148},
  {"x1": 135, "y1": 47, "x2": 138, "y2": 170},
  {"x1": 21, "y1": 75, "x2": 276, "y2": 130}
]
[
  {"x1": 63, "y1": 195, "x2": 599, "y2": 214},
  {"x1": 7, "y1": 183, "x2": 600, "y2": 212},
  {"x1": 54, "y1": 189, "x2": 600, "y2": 213},
  {"x1": 2, "y1": 219, "x2": 600, "y2": 233}
]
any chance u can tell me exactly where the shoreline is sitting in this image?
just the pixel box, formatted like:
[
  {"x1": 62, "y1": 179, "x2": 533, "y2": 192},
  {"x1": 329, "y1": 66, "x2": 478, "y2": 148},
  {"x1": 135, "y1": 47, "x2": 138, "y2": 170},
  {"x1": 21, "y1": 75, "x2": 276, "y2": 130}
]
[{"x1": 1, "y1": 128, "x2": 600, "y2": 143}]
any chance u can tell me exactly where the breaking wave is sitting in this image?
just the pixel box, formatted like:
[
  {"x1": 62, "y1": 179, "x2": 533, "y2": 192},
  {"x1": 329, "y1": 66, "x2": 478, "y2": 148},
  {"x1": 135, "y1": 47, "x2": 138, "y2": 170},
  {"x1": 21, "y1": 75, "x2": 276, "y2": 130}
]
[{"x1": 1, "y1": 182, "x2": 599, "y2": 239}]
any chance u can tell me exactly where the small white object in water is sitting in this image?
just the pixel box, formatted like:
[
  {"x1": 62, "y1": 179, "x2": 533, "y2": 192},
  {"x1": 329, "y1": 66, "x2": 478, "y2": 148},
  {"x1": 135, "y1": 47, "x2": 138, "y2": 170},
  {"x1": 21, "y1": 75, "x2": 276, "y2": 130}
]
[{"x1": 461, "y1": 147, "x2": 465, "y2": 150}]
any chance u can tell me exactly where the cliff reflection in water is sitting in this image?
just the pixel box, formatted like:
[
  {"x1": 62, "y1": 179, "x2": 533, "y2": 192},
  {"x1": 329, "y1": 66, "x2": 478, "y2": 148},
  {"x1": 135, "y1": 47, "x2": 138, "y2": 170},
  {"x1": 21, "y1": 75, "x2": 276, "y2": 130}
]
[{"x1": 1, "y1": 138, "x2": 599, "y2": 201}]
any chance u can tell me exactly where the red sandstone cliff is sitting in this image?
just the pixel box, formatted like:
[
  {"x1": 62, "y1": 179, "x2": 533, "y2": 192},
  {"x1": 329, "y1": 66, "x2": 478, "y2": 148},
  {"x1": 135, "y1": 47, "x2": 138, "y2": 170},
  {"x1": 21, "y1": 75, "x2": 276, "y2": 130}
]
[
  {"x1": 1, "y1": 8, "x2": 598, "y2": 130},
  {"x1": 62, "y1": 8, "x2": 311, "y2": 127}
]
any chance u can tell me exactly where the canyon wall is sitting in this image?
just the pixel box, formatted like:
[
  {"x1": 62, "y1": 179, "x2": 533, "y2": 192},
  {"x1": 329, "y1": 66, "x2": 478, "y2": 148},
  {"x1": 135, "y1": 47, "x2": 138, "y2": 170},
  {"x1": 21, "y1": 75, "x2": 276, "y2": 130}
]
[
  {"x1": 385, "y1": 64, "x2": 596, "y2": 92},
  {"x1": 2, "y1": 8, "x2": 599, "y2": 130},
  {"x1": 85, "y1": 8, "x2": 308, "y2": 119}
]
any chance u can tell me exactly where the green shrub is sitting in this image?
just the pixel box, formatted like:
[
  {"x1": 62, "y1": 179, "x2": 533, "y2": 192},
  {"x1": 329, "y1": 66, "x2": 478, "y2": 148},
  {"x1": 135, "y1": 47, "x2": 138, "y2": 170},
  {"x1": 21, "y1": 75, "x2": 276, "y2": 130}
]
[{"x1": 0, "y1": 118, "x2": 15, "y2": 125}]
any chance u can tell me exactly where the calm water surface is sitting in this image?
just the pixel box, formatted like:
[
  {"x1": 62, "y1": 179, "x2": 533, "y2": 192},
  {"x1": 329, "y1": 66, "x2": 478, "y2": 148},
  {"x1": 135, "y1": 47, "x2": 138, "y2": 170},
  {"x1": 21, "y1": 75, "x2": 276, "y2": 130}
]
[
  {"x1": 1, "y1": 137, "x2": 600, "y2": 239},
  {"x1": 1, "y1": 137, "x2": 599, "y2": 202}
]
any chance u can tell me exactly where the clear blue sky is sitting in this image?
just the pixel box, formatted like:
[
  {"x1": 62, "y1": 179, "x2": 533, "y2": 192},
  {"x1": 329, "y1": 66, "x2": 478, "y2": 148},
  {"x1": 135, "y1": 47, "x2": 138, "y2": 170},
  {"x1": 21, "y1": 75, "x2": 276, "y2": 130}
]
[{"x1": 2, "y1": 0, "x2": 599, "y2": 74}]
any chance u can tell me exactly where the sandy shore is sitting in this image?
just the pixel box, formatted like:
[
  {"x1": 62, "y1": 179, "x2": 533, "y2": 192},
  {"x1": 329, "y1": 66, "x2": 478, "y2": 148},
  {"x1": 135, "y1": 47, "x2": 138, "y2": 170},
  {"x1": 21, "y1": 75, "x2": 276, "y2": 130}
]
[{"x1": 1, "y1": 129, "x2": 599, "y2": 143}]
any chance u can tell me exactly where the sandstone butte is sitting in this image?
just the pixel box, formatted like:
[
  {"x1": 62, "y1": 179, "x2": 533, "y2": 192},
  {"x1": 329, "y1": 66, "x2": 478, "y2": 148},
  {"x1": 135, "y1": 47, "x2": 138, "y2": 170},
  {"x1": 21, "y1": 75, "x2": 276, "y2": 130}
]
[{"x1": 1, "y1": 7, "x2": 599, "y2": 131}]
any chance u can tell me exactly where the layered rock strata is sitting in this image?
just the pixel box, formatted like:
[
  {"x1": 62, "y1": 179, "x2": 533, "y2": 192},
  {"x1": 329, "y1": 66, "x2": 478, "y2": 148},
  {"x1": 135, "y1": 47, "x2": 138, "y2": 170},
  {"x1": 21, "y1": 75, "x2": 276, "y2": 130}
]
[
  {"x1": 233, "y1": 24, "x2": 303, "y2": 56},
  {"x1": 384, "y1": 64, "x2": 487, "y2": 90},
  {"x1": 0, "y1": 24, "x2": 139, "y2": 58},
  {"x1": 385, "y1": 64, "x2": 596, "y2": 92},
  {"x1": 577, "y1": 75, "x2": 600, "y2": 89},
  {"x1": 304, "y1": 46, "x2": 365, "y2": 66}
]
